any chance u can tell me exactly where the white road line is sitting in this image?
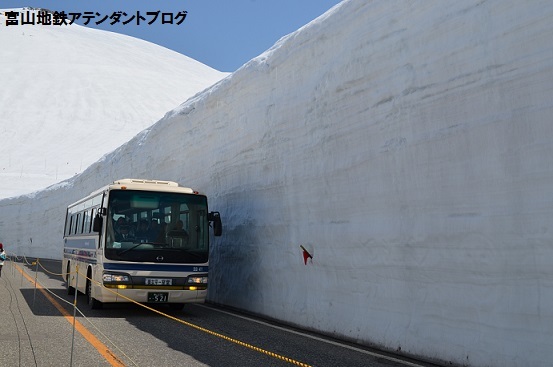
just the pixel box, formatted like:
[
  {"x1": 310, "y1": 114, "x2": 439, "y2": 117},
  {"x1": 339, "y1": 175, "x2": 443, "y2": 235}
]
[{"x1": 196, "y1": 304, "x2": 429, "y2": 367}]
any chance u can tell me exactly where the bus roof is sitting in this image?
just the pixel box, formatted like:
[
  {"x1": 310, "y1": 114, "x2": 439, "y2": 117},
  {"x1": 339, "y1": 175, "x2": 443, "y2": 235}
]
[
  {"x1": 113, "y1": 178, "x2": 180, "y2": 188},
  {"x1": 106, "y1": 178, "x2": 200, "y2": 195},
  {"x1": 68, "y1": 179, "x2": 203, "y2": 208}
]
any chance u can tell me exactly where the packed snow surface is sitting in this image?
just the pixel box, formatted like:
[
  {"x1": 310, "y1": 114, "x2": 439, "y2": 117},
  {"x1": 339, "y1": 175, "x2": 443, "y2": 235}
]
[
  {"x1": 0, "y1": 8, "x2": 228, "y2": 198},
  {"x1": 1, "y1": 1, "x2": 553, "y2": 366}
]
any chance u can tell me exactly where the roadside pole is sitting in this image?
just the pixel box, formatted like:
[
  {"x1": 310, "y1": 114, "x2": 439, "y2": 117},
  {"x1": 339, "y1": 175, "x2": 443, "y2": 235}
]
[{"x1": 70, "y1": 264, "x2": 79, "y2": 367}]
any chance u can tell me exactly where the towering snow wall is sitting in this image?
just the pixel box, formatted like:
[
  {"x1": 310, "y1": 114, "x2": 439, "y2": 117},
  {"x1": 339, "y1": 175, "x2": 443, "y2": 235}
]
[{"x1": 1, "y1": 1, "x2": 553, "y2": 366}]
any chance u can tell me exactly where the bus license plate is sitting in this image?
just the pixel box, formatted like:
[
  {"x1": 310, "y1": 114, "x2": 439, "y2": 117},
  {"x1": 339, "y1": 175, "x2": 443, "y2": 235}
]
[
  {"x1": 148, "y1": 292, "x2": 168, "y2": 303},
  {"x1": 145, "y1": 278, "x2": 172, "y2": 286}
]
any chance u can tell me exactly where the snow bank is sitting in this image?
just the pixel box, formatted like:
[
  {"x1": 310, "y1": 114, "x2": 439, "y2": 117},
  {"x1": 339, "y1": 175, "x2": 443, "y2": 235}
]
[{"x1": 0, "y1": 8, "x2": 227, "y2": 198}]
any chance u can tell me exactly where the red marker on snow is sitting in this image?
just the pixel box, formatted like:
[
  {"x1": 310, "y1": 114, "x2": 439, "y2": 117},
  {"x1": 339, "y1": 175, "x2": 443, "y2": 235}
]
[{"x1": 300, "y1": 245, "x2": 313, "y2": 265}]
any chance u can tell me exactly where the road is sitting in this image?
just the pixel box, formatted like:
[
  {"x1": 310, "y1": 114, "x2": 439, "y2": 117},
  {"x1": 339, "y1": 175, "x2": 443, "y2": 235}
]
[{"x1": 0, "y1": 258, "x2": 441, "y2": 367}]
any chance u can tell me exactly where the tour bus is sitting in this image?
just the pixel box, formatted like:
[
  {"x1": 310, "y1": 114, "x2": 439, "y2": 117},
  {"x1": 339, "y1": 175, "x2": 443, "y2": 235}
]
[{"x1": 62, "y1": 179, "x2": 222, "y2": 309}]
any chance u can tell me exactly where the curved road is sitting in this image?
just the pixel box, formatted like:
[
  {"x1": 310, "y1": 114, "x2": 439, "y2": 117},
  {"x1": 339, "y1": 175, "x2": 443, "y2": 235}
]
[{"x1": 0, "y1": 258, "x2": 441, "y2": 367}]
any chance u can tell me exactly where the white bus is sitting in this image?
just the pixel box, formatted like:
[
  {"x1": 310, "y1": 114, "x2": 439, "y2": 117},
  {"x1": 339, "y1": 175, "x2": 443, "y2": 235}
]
[{"x1": 62, "y1": 179, "x2": 222, "y2": 309}]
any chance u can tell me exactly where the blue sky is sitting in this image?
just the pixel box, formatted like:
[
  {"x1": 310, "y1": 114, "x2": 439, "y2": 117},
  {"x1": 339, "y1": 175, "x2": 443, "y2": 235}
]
[{"x1": 2, "y1": 0, "x2": 343, "y2": 71}]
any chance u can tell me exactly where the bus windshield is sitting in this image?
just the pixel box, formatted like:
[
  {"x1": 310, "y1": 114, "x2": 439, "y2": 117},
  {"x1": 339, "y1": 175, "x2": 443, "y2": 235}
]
[{"x1": 104, "y1": 190, "x2": 209, "y2": 264}]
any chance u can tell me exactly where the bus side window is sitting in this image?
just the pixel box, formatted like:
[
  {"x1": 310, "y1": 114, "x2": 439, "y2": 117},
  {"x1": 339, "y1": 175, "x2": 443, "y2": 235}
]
[
  {"x1": 69, "y1": 215, "x2": 74, "y2": 236},
  {"x1": 75, "y1": 214, "x2": 81, "y2": 235},
  {"x1": 65, "y1": 213, "x2": 71, "y2": 236},
  {"x1": 89, "y1": 208, "x2": 96, "y2": 233},
  {"x1": 82, "y1": 210, "x2": 88, "y2": 234}
]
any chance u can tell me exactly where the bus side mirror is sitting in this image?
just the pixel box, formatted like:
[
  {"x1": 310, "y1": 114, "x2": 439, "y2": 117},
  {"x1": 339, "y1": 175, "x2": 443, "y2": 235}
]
[
  {"x1": 92, "y1": 214, "x2": 103, "y2": 233},
  {"x1": 209, "y1": 211, "x2": 222, "y2": 236}
]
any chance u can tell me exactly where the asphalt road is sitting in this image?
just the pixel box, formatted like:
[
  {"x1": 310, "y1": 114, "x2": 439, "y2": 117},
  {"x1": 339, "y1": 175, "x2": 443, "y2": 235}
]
[{"x1": 0, "y1": 258, "x2": 442, "y2": 367}]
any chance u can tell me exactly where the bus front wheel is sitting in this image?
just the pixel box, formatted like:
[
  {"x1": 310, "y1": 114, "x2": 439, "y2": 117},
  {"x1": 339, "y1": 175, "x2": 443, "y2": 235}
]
[{"x1": 86, "y1": 278, "x2": 103, "y2": 310}]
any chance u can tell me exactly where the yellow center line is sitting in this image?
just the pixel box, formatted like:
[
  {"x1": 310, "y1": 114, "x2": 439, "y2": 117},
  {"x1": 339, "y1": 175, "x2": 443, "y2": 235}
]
[
  {"x1": 19, "y1": 261, "x2": 313, "y2": 367},
  {"x1": 15, "y1": 264, "x2": 126, "y2": 367}
]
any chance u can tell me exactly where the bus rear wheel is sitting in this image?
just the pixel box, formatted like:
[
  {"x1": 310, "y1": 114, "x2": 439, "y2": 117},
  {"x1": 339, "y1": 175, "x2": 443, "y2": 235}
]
[{"x1": 66, "y1": 263, "x2": 75, "y2": 295}]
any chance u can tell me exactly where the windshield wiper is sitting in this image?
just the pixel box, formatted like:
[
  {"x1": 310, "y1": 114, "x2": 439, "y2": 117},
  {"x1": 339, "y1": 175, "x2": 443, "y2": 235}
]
[
  {"x1": 117, "y1": 242, "x2": 155, "y2": 255},
  {"x1": 170, "y1": 248, "x2": 205, "y2": 260}
]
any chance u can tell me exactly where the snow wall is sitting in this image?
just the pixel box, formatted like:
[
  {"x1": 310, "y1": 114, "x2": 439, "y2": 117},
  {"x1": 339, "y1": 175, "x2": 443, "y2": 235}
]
[{"x1": 1, "y1": 1, "x2": 553, "y2": 366}]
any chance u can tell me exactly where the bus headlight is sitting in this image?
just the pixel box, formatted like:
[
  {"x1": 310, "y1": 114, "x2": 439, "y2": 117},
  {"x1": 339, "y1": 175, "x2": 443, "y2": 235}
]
[
  {"x1": 187, "y1": 275, "x2": 208, "y2": 284},
  {"x1": 103, "y1": 272, "x2": 132, "y2": 285}
]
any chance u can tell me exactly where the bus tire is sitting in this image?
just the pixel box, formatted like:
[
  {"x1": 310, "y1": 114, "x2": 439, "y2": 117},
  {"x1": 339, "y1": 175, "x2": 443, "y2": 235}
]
[
  {"x1": 87, "y1": 278, "x2": 103, "y2": 310},
  {"x1": 66, "y1": 262, "x2": 75, "y2": 295}
]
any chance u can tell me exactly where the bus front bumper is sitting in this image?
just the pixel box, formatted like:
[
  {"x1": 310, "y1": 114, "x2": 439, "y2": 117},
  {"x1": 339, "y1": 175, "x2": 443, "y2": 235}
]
[{"x1": 97, "y1": 286, "x2": 207, "y2": 304}]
